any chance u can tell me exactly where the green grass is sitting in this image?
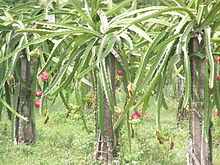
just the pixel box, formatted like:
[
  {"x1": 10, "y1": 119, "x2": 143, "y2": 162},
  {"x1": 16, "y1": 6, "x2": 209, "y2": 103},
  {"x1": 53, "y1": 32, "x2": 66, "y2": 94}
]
[{"x1": 0, "y1": 99, "x2": 220, "y2": 165}]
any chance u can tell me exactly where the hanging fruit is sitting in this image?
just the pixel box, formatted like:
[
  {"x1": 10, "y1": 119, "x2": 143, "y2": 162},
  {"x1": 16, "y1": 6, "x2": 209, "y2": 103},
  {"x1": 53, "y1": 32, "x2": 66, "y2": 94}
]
[
  {"x1": 39, "y1": 71, "x2": 49, "y2": 81},
  {"x1": 35, "y1": 90, "x2": 43, "y2": 97},
  {"x1": 216, "y1": 75, "x2": 220, "y2": 80},
  {"x1": 117, "y1": 69, "x2": 124, "y2": 76},
  {"x1": 215, "y1": 56, "x2": 220, "y2": 63},
  {"x1": 131, "y1": 111, "x2": 141, "y2": 120},
  {"x1": 34, "y1": 99, "x2": 42, "y2": 109}
]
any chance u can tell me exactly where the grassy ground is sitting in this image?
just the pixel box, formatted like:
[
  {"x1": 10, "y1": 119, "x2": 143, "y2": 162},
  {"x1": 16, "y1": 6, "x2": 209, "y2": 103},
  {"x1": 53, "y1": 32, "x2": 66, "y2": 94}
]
[{"x1": 0, "y1": 99, "x2": 220, "y2": 165}]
